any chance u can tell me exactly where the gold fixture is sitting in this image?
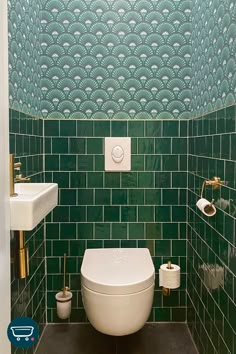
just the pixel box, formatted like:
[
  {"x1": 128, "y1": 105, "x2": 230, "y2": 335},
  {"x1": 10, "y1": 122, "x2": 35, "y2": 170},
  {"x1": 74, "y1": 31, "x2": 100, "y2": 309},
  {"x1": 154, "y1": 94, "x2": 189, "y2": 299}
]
[
  {"x1": 162, "y1": 261, "x2": 172, "y2": 297},
  {"x1": 10, "y1": 154, "x2": 30, "y2": 197},
  {"x1": 14, "y1": 230, "x2": 29, "y2": 279},
  {"x1": 200, "y1": 177, "x2": 225, "y2": 199},
  {"x1": 62, "y1": 253, "x2": 70, "y2": 297}
]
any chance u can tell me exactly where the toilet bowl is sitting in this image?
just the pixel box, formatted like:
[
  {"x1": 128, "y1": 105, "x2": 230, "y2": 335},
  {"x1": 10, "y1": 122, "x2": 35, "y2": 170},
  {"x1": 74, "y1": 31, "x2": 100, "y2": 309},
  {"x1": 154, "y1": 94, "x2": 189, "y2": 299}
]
[{"x1": 81, "y1": 248, "x2": 155, "y2": 336}]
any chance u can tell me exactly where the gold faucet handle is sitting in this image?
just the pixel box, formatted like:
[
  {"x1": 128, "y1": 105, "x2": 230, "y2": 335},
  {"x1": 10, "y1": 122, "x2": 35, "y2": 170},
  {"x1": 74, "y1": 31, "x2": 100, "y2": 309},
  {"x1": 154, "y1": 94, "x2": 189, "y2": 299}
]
[
  {"x1": 14, "y1": 162, "x2": 22, "y2": 170},
  {"x1": 15, "y1": 174, "x2": 31, "y2": 183}
]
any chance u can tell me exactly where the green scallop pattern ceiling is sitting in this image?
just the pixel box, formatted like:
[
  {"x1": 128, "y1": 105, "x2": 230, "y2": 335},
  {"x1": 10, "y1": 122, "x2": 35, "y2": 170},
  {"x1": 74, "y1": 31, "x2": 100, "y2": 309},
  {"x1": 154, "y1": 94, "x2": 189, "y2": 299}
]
[
  {"x1": 40, "y1": 0, "x2": 192, "y2": 119},
  {"x1": 8, "y1": 0, "x2": 42, "y2": 116},
  {"x1": 191, "y1": 0, "x2": 236, "y2": 116}
]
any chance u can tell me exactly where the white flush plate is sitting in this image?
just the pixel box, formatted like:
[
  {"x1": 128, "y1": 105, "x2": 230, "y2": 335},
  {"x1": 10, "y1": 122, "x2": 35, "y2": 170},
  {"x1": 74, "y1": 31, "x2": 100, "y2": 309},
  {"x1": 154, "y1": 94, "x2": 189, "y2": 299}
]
[{"x1": 105, "y1": 137, "x2": 131, "y2": 171}]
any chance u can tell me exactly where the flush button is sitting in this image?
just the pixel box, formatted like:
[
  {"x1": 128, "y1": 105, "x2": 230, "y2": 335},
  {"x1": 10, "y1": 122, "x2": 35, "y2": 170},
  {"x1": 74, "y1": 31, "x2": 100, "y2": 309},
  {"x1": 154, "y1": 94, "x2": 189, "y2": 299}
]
[
  {"x1": 112, "y1": 145, "x2": 124, "y2": 163},
  {"x1": 105, "y1": 137, "x2": 131, "y2": 171}
]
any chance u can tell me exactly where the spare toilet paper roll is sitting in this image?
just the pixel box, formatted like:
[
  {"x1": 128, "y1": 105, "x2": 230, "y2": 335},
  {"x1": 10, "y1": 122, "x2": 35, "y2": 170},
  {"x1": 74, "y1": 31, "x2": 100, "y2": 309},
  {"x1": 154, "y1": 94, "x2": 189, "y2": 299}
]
[
  {"x1": 196, "y1": 198, "x2": 216, "y2": 216},
  {"x1": 159, "y1": 264, "x2": 180, "y2": 289}
]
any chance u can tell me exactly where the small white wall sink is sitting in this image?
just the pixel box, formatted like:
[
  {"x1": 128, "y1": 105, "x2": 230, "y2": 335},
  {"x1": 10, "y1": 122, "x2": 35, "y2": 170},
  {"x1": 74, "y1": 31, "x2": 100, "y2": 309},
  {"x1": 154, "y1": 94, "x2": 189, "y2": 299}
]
[{"x1": 10, "y1": 183, "x2": 58, "y2": 230}]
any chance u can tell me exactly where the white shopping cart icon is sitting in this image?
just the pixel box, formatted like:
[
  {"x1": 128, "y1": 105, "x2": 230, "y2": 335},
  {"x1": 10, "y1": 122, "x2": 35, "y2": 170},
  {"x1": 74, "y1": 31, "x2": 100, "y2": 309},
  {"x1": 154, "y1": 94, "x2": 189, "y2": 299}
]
[{"x1": 10, "y1": 326, "x2": 34, "y2": 341}]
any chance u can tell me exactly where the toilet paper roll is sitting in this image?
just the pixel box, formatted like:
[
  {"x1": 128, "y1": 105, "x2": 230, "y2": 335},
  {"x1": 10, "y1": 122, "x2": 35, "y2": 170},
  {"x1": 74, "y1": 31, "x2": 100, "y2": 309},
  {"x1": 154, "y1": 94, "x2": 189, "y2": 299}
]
[
  {"x1": 196, "y1": 198, "x2": 216, "y2": 217},
  {"x1": 55, "y1": 291, "x2": 72, "y2": 320},
  {"x1": 159, "y1": 264, "x2": 180, "y2": 289}
]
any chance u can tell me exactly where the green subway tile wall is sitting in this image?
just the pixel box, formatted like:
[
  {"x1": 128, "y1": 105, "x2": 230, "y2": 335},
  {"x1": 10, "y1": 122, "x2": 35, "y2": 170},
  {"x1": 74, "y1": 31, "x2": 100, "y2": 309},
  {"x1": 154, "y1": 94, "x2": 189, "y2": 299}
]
[
  {"x1": 187, "y1": 105, "x2": 236, "y2": 354},
  {"x1": 10, "y1": 109, "x2": 45, "y2": 354},
  {"x1": 44, "y1": 119, "x2": 188, "y2": 323}
]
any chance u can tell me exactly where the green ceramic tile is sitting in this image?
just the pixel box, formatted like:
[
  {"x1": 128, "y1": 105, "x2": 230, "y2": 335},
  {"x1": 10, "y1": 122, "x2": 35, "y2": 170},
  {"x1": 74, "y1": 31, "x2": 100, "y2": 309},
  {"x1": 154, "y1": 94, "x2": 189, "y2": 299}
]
[
  {"x1": 95, "y1": 189, "x2": 110, "y2": 205},
  {"x1": 162, "y1": 155, "x2": 179, "y2": 171},
  {"x1": 131, "y1": 138, "x2": 137, "y2": 154},
  {"x1": 112, "y1": 223, "x2": 127, "y2": 239},
  {"x1": 87, "y1": 138, "x2": 103, "y2": 154},
  {"x1": 155, "y1": 172, "x2": 171, "y2": 188},
  {"x1": 104, "y1": 172, "x2": 120, "y2": 188},
  {"x1": 94, "y1": 121, "x2": 110, "y2": 136},
  {"x1": 112, "y1": 189, "x2": 127, "y2": 205},
  {"x1": 77, "y1": 189, "x2": 94, "y2": 205},
  {"x1": 87, "y1": 172, "x2": 103, "y2": 188},
  {"x1": 121, "y1": 172, "x2": 138, "y2": 188},
  {"x1": 145, "y1": 155, "x2": 162, "y2": 171},
  {"x1": 46, "y1": 223, "x2": 59, "y2": 240},
  {"x1": 121, "y1": 240, "x2": 137, "y2": 248},
  {"x1": 172, "y1": 172, "x2": 187, "y2": 188},
  {"x1": 45, "y1": 155, "x2": 59, "y2": 171},
  {"x1": 131, "y1": 155, "x2": 145, "y2": 171},
  {"x1": 172, "y1": 206, "x2": 187, "y2": 222},
  {"x1": 121, "y1": 206, "x2": 137, "y2": 222},
  {"x1": 60, "y1": 120, "x2": 76, "y2": 136},
  {"x1": 77, "y1": 223, "x2": 93, "y2": 239},
  {"x1": 44, "y1": 120, "x2": 59, "y2": 136},
  {"x1": 155, "y1": 206, "x2": 171, "y2": 222},
  {"x1": 60, "y1": 155, "x2": 76, "y2": 171},
  {"x1": 60, "y1": 223, "x2": 77, "y2": 239},
  {"x1": 87, "y1": 206, "x2": 103, "y2": 222},
  {"x1": 70, "y1": 172, "x2": 86, "y2": 188},
  {"x1": 53, "y1": 172, "x2": 69, "y2": 188},
  {"x1": 138, "y1": 206, "x2": 154, "y2": 222},
  {"x1": 69, "y1": 138, "x2": 86, "y2": 154},
  {"x1": 145, "y1": 121, "x2": 162, "y2": 137},
  {"x1": 138, "y1": 172, "x2": 154, "y2": 188},
  {"x1": 172, "y1": 138, "x2": 187, "y2": 154},
  {"x1": 94, "y1": 155, "x2": 104, "y2": 171},
  {"x1": 70, "y1": 240, "x2": 86, "y2": 257},
  {"x1": 111, "y1": 121, "x2": 127, "y2": 137},
  {"x1": 129, "y1": 189, "x2": 144, "y2": 205},
  {"x1": 60, "y1": 189, "x2": 76, "y2": 205},
  {"x1": 146, "y1": 223, "x2": 162, "y2": 239},
  {"x1": 163, "y1": 121, "x2": 179, "y2": 137},
  {"x1": 52, "y1": 240, "x2": 69, "y2": 256},
  {"x1": 155, "y1": 308, "x2": 171, "y2": 321},
  {"x1": 155, "y1": 240, "x2": 171, "y2": 256},
  {"x1": 77, "y1": 155, "x2": 93, "y2": 171},
  {"x1": 155, "y1": 138, "x2": 171, "y2": 154},
  {"x1": 104, "y1": 206, "x2": 120, "y2": 222},
  {"x1": 162, "y1": 189, "x2": 179, "y2": 205},
  {"x1": 172, "y1": 240, "x2": 186, "y2": 256},
  {"x1": 172, "y1": 308, "x2": 186, "y2": 322},
  {"x1": 104, "y1": 240, "x2": 120, "y2": 248},
  {"x1": 76, "y1": 120, "x2": 93, "y2": 136},
  {"x1": 70, "y1": 206, "x2": 86, "y2": 222},
  {"x1": 128, "y1": 121, "x2": 144, "y2": 137},
  {"x1": 87, "y1": 240, "x2": 103, "y2": 249},
  {"x1": 53, "y1": 206, "x2": 69, "y2": 222},
  {"x1": 163, "y1": 223, "x2": 179, "y2": 239},
  {"x1": 94, "y1": 223, "x2": 111, "y2": 239},
  {"x1": 129, "y1": 223, "x2": 145, "y2": 239},
  {"x1": 138, "y1": 138, "x2": 154, "y2": 154}
]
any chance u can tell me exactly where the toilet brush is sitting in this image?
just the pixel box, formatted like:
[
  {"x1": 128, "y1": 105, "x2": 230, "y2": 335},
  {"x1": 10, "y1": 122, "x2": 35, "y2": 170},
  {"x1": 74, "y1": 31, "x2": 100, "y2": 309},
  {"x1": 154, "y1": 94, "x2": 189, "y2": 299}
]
[{"x1": 55, "y1": 253, "x2": 72, "y2": 320}]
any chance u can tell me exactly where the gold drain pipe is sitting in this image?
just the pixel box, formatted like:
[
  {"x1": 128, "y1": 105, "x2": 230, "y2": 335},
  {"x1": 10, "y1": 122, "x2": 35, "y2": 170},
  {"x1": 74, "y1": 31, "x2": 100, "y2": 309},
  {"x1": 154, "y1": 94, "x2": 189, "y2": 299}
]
[{"x1": 14, "y1": 230, "x2": 29, "y2": 279}]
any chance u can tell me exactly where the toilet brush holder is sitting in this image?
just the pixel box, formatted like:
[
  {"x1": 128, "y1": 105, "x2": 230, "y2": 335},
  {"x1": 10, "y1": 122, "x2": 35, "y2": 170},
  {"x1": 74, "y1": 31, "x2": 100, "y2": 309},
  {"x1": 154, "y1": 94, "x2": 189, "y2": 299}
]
[
  {"x1": 56, "y1": 253, "x2": 72, "y2": 320},
  {"x1": 55, "y1": 290, "x2": 72, "y2": 320}
]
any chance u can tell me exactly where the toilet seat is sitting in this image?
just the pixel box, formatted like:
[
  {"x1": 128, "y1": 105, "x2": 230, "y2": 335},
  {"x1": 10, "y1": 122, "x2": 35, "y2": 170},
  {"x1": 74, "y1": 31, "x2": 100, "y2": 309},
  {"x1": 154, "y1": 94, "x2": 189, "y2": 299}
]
[{"x1": 81, "y1": 248, "x2": 155, "y2": 295}]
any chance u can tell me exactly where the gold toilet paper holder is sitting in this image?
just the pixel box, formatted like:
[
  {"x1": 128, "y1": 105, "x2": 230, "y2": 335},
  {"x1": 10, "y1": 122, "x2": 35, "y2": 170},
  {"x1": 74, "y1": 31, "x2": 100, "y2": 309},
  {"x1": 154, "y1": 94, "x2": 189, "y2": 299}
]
[
  {"x1": 200, "y1": 177, "x2": 225, "y2": 202},
  {"x1": 162, "y1": 261, "x2": 173, "y2": 297}
]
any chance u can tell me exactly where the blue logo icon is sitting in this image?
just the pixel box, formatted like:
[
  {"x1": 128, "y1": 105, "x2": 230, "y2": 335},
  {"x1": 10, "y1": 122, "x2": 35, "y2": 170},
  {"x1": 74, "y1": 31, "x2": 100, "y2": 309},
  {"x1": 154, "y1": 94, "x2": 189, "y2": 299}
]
[{"x1": 7, "y1": 317, "x2": 39, "y2": 348}]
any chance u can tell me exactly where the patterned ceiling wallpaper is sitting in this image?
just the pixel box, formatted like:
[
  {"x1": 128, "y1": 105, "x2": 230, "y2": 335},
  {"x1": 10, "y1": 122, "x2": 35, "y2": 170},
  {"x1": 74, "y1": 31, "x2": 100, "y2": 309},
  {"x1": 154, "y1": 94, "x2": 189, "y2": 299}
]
[
  {"x1": 8, "y1": 0, "x2": 236, "y2": 118},
  {"x1": 8, "y1": 0, "x2": 42, "y2": 116},
  {"x1": 191, "y1": 0, "x2": 236, "y2": 116},
  {"x1": 40, "y1": 0, "x2": 192, "y2": 119}
]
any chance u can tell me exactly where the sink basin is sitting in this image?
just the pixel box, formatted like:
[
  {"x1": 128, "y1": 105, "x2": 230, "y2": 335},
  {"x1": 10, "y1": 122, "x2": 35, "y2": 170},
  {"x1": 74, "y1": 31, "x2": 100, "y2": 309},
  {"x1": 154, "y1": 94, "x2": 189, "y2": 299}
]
[{"x1": 10, "y1": 183, "x2": 58, "y2": 230}]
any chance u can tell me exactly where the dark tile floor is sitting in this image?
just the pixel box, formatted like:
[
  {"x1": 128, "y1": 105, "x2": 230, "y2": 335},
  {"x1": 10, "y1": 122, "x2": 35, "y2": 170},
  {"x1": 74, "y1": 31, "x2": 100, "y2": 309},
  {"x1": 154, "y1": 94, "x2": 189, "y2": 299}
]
[{"x1": 35, "y1": 323, "x2": 198, "y2": 354}]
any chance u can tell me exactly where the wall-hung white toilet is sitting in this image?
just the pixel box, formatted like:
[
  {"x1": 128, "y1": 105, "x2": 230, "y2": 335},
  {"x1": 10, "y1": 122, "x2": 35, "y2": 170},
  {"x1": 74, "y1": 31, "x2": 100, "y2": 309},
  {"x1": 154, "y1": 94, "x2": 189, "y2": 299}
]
[{"x1": 81, "y1": 248, "x2": 155, "y2": 336}]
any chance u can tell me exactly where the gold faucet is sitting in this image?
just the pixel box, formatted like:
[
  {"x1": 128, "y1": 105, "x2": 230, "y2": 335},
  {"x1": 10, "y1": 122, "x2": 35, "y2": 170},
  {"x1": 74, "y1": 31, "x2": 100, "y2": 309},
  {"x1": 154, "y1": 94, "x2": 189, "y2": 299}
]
[{"x1": 10, "y1": 154, "x2": 30, "y2": 197}]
